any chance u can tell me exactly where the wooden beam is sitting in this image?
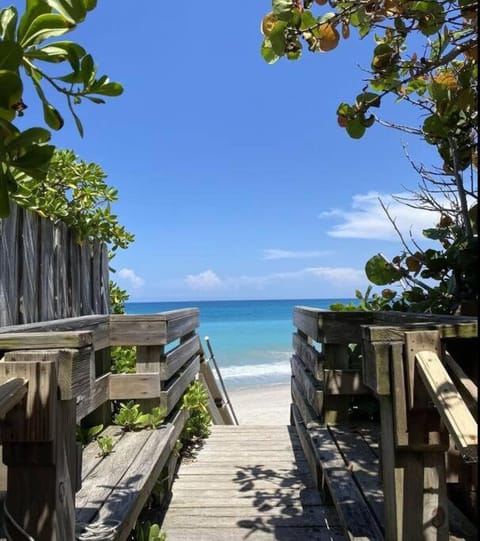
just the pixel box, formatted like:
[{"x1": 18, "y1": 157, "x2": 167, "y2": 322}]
[
  {"x1": 0, "y1": 330, "x2": 93, "y2": 350},
  {"x1": 292, "y1": 332, "x2": 323, "y2": 381},
  {"x1": 109, "y1": 373, "x2": 161, "y2": 400},
  {"x1": 161, "y1": 356, "x2": 200, "y2": 415},
  {"x1": 161, "y1": 335, "x2": 201, "y2": 381},
  {"x1": 0, "y1": 378, "x2": 28, "y2": 419},
  {"x1": 416, "y1": 350, "x2": 477, "y2": 462}
]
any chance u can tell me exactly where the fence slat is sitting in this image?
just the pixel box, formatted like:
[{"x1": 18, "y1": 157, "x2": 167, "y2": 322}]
[{"x1": 0, "y1": 204, "x2": 20, "y2": 326}]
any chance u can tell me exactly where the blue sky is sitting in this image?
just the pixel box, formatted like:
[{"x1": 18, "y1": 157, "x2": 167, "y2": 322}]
[{"x1": 14, "y1": 1, "x2": 443, "y2": 301}]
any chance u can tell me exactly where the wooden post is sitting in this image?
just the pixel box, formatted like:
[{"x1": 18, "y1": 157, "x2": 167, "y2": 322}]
[
  {"x1": 135, "y1": 345, "x2": 163, "y2": 412},
  {"x1": 0, "y1": 350, "x2": 76, "y2": 541}
]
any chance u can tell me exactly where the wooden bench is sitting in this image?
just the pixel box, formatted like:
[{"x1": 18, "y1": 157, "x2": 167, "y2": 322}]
[{"x1": 0, "y1": 310, "x2": 230, "y2": 541}]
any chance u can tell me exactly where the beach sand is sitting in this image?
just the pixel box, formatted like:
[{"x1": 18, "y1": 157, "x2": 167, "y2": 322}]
[{"x1": 226, "y1": 383, "x2": 291, "y2": 425}]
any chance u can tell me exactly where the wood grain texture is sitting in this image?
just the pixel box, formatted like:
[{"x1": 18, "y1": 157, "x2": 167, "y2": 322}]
[
  {"x1": 0, "y1": 203, "x2": 19, "y2": 327},
  {"x1": 0, "y1": 378, "x2": 28, "y2": 419},
  {"x1": 161, "y1": 335, "x2": 201, "y2": 380},
  {"x1": 292, "y1": 332, "x2": 323, "y2": 380},
  {"x1": 160, "y1": 355, "x2": 200, "y2": 415},
  {"x1": 416, "y1": 350, "x2": 477, "y2": 461},
  {"x1": 290, "y1": 355, "x2": 324, "y2": 416},
  {"x1": 0, "y1": 330, "x2": 93, "y2": 350},
  {"x1": 109, "y1": 373, "x2": 161, "y2": 399},
  {"x1": 308, "y1": 425, "x2": 384, "y2": 540}
]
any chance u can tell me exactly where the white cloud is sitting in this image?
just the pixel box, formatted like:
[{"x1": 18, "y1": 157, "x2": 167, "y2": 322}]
[
  {"x1": 321, "y1": 191, "x2": 440, "y2": 241},
  {"x1": 262, "y1": 249, "x2": 331, "y2": 260},
  {"x1": 185, "y1": 270, "x2": 223, "y2": 290},
  {"x1": 184, "y1": 266, "x2": 364, "y2": 291},
  {"x1": 117, "y1": 268, "x2": 145, "y2": 289}
]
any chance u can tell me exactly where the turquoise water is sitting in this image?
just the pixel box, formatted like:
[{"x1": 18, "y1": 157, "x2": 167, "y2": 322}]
[{"x1": 125, "y1": 299, "x2": 355, "y2": 390}]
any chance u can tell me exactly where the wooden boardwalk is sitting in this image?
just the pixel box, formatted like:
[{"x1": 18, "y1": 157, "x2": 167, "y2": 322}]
[{"x1": 161, "y1": 425, "x2": 346, "y2": 540}]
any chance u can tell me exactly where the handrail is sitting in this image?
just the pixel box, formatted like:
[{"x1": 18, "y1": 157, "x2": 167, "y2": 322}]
[
  {"x1": 0, "y1": 378, "x2": 28, "y2": 419},
  {"x1": 204, "y1": 336, "x2": 239, "y2": 425}
]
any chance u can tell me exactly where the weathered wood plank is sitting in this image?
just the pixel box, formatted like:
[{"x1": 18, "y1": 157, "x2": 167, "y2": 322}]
[
  {"x1": 21, "y1": 209, "x2": 40, "y2": 323},
  {"x1": 0, "y1": 331, "x2": 93, "y2": 350},
  {"x1": 160, "y1": 355, "x2": 200, "y2": 414},
  {"x1": 308, "y1": 426, "x2": 384, "y2": 540},
  {"x1": 91, "y1": 241, "x2": 102, "y2": 314},
  {"x1": 292, "y1": 332, "x2": 323, "y2": 380},
  {"x1": 100, "y1": 243, "x2": 110, "y2": 313},
  {"x1": 0, "y1": 378, "x2": 28, "y2": 419},
  {"x1": 0, "y1": 354, "x2": 57, "y2": 442},
  {"x1": 364, "y1": 320, "x2": 477, "y2": 342},
  {"x1": 40, "y1": 217, "x2": 55, "y2": 321},
  {"x1": 162, "y1": 526, "x2": 345, "y2": 541},
  {"x1": 69, "y1": 236, "x2": 82, "y2": 317},
  {"x1": 361, "y1": 340, "x2": 391, "y2": 396},
  {"x1": 166, "y1": 311, "x2": 200, "y2": 342},
  {"x1": 291, "y1": 376, "x2": 320, "y2": 428},
  {"x1": 54, "y1": 221, "x2": 68, "y2": 319},
  {"x1": 198, "y1": 372, "x2": 224, "y2": 424},
  {"x1": 76, "y1": 373, "x2": 110, "y2": 422},
  {"x1": 80, "y1": 242, "x2": 92, "y2": 315},
  {"x1": 290, "y1": 355, "x2": 324, "y2": 416},
  {"x1": 109, "y1": 315, "x2": 168, "y2": 345},
  {"x1": 444, "y1": 350, "x2": 477, "y2": 411},
  {"x1": 0, "y1": 203, "x2": 20, "y2": 327},
  {"x1": 416, "y1": 350, "x2": 477, "y2": 461},
  {"x1": 161, "y1": 335, "x2": 201, "y2": 380},
  {"x1": 109, "y1": 373, "x2": 161, "y2": 399},
  {"x1": 95, "y1": 425, "x2": 176, "y2": 541},
  {"x1": 291, "y1": 403, "x2": 321, "y2": 490},
  {"x1": 328, "y1": 425, "x2": 384, "y2": 529},
  {"x1": 293, "y1": 307, "x2": 322, "y2": 342}
]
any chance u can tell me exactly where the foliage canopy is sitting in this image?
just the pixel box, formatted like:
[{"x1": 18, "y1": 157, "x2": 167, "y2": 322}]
[{"x1": 0, "y1": 0, "x2": 122, "y2": 216}]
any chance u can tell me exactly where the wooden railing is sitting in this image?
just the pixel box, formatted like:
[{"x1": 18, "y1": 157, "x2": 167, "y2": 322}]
[
  {"x1": 291, "y1": 308, "x2": 478, "y2": 541},
  {"x1": 0, "y1": 309, "x2": 230, "y2": 541},
  {"x1": 0, "y1": 203, "x2": 109, "y2": 327}
]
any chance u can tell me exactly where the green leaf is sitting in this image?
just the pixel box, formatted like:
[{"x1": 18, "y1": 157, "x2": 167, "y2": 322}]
[
  {"x1": 44, "y1": 102, "x2": 64, "y2": 130},
  {"x1": 83, "y1": 0, "x2": 97, "y2": 10},
  {"x1": 356, "y1": 92, "x2": 381, "y2": 108},
  {"x1": 346, "y1": 117, "x2": 366, "y2": 138},
  {"x1": 80, "y1": 53, "x2": 95, "y2": 86},
  {"x1": 261, "y1": 40, "x2": 279, "y2": 64},
  {"x1": 269, "y1": 21, "x2": 287, "y2": 56},
  {"x1": 20, "y1": 13, "x2": 74, "y2": 47},
  {"x1": 0, "y1": 6, "x2": 18, "y2": 41},
  {"x1": 17, "y1": 0, "x2": 51, "y2": 43},
  {"x1": 12, "y1": 144, "x2": 55, "y2": 177},
  {"x1": 0, "y1": 70, "x2": 23, "y2": 111},
  {"x1": 365, "y1": 254, "x2": 404, "y2": 285},
  {"x1": 46, "y1": 0, "x2": 87, "y2": 23},
  {"x1": 300, "y1": 10, "x2": 316, "y2": 30},
  {"x1": 5, "y1": 127, "x2": 51, "y2": 152},
  {"x1": 93, "y1": 81, "x2": 123, "y2": 97},
  {"x1": 272, "y1": 0, "x2": 295, "y2": 21}
]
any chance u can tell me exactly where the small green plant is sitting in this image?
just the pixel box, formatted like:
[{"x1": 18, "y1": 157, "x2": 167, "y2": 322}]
[
  {"x1": 113, "y1": 402, "x2": 167, "y2": 431},
  {"x1": 96, "y1": 435, "x2": 114, "y2": 457},
  {"x1": 181, "y1": 381, "x2": 211, "y2": 443},
  {"x1": 76, "y1": 424, "x2": 104, "y2": 446},
  {"x1": 144, "y1": 407, "x2": 167, "y2": 430},
  {"x1": 114, "y1": 401, "x2": 150, "y2": 431},
  {"x1": 111, "y1": 346, "x2": 137, "y2": 374},
  {"x1": 133, "y1": 521, "x2": 166, "y2": 541},
  {"x1": 173, "y1": 439, "x2": 183, "y2": 458}
]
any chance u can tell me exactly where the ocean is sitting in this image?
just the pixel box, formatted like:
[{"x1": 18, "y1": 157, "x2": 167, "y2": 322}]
[{"x1": 125, "y1": 299, "x2": 355, "y2": 390}]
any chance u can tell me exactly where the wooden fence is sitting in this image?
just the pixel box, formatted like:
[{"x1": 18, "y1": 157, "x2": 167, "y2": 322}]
[
  {"x1": 0, "y1": 309, "x2": 232, "y2": 541},
  {"x1": 291, "y1": 308, "x2": 478, "y2": 541},
  {"x1": 0, "y1": 203, "x2": 109, "y2": 327}
]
